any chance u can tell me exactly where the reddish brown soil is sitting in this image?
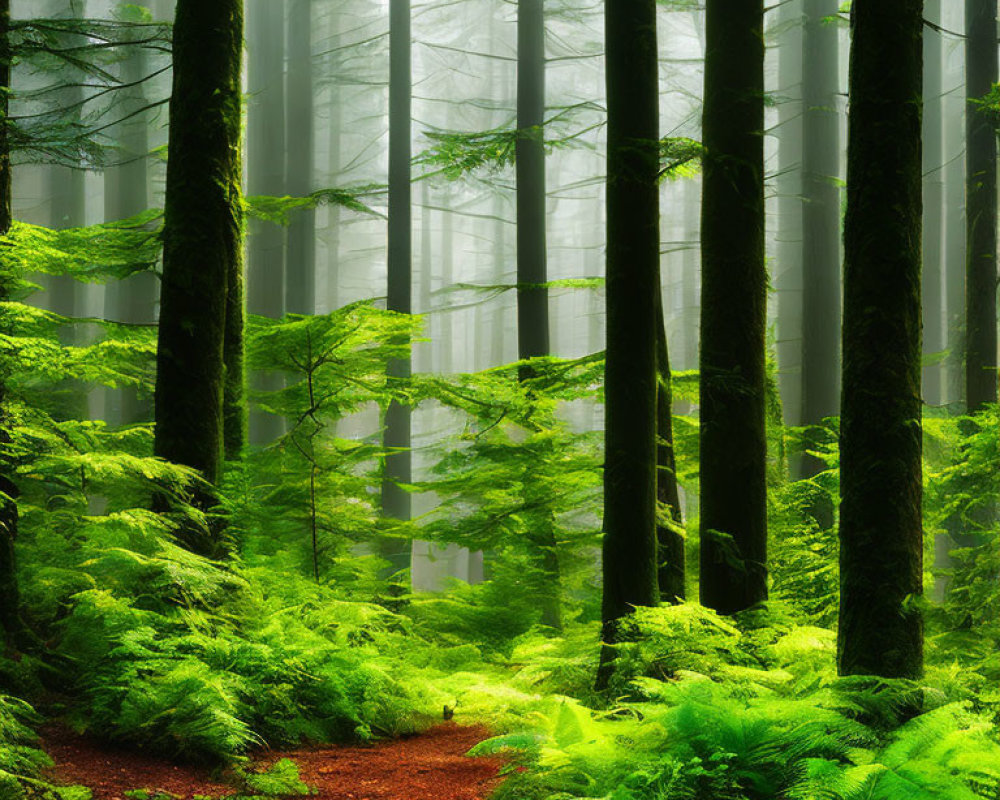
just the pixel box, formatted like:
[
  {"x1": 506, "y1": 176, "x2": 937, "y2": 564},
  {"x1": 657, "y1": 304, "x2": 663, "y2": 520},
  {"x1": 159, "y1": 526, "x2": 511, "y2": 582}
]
[{"x1": 43, "y1": 724, "x2": 505, "y2": 800}]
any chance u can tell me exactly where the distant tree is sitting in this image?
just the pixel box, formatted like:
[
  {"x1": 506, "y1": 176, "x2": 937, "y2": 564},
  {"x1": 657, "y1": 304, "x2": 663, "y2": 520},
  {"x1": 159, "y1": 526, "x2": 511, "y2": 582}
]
[
  {"x1": 247, "y1": 0, "x2": 287, "y2": 444},
  {"x1": 838, "y1": 0, "x2": 923, "y2": 679},
  {"x1": 698, "y1": 0, "x2": 767, "y2": 615},
  {"x1": 598, "y1": 0, "x2": 660, "y2": 684},
  {"x1": 965, "y1": 0, "x2": 997, "y2": 413},
  {"x1": 153, "y1": 0, "x2": 244, "y2": 537},
  {"x1": 922, "y1": 0, "x2": 944, "y2": 407},
  {"x1": 285, "y1": 0, "x2": 316, "y2": 316}
]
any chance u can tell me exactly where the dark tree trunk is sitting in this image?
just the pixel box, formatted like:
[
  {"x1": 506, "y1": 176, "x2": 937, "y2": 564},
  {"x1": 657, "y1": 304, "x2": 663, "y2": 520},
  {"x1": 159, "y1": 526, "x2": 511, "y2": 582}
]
[
  {"x1": 965, "y1": 0, "x2": 998, "y2": 413},
  {"x1": 381, "y1": 0, "x2": 412, "y2": 537},
  {"x1": 0, "y1": 0, "x2": 32, "y2": 654},
  {"x1": 921, "y1": 0, "x2": 944, "y2": 407},
  {"x1": 699, "y1": 0, "x2": 768, "y2": 615},
  {"x1": 247, "y1": 0, "x2": 287, "y2": 444},
  {"x1": 516, "y1": 0, "x2": 561, "y2": 630},
  {"x1": 598, "y1": 0, "x2": 660, "y2": 683},
  {"x1": 838, "y1": 0, "x2": 923, "y2": 680},
  {"x1": 800, "y1": 0, "x2": 842, "y2": 474},
  {"x1": 154, "y1": 0, "x2": 244, "y2": 498},
  {"x1": 285, "y1": 0, "x2": 316, "y2": 316},
  {"x1": 656, "y1": 289, "x2": 684, "y2": 603}
]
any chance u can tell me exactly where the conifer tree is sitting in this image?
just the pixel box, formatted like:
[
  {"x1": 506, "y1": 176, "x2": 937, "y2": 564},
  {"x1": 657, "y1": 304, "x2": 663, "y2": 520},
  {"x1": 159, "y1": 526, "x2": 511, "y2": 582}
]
[
  {"x1": 154, "y1": 0, "x2": 245, "y2": 511},
  {"x1": 838, "y1": 0, "x2": 923, "y2": 679},
  {"x1": 599, "y1": 0, "x2": 660, "y2": 681},
  {"x1": 699, "y1": 0, "x2": 767, "y2": 615},
  {"x1": 965, "y1": 0, "x2": 997, "y2": 412}
]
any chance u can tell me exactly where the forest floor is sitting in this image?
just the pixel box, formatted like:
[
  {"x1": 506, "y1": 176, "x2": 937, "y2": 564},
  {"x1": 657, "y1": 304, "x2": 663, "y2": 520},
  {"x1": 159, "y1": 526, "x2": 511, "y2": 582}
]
[{"x1": 43, "y1": 723, "x2": 506, "y2": 800}]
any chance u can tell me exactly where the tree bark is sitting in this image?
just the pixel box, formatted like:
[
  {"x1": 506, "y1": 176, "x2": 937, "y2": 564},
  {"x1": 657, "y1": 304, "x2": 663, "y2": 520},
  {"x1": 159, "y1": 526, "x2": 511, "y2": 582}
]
[
  {"x1": 838, "y1": 0, "x2": 923, "y2": 679},
  {"x1": 154, "y1": 0, "x2": 244, "y2": 501},
  {"x1": 656, "y1": 289, "x2": 684, "y2": 603},
  {"x1": 964, "y1": 0, "x2": 998, "y2": 413},
  {"x1": 699, "y1": 0, "x2": 768, "y2": 615},
  {"x1": 598, "y1": 0, "x2": 660, "y2": 684},
  {"x1": 247, "y1": 0, "x2": 287, "y2": 445},
  {"x1": 381, "y1": 0, "x2": 412, "y2": 542}
]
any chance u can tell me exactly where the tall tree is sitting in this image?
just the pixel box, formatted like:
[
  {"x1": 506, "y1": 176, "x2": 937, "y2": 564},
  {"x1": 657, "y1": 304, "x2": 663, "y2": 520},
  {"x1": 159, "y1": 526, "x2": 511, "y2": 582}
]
[
  {"x1": 285, "y1": 0, "x2": 316, "y2": 316},
  {"x1": 516, "y1": 0, "x2": 562, "y2": 629},
  {"x1": 599, "y1": 0, "x2": 660, "y2": 681},
  {"x1": 921, "y1": 0, "x2": 944, "y2": 406},
  {"x1": 965, "y1": 0, "x2": 997, "y2": 413},
  {"x1": 247, "y1": 0, "x2": 287, "y2": 444},
  {"x1": 381, "y1": 0, "x2": 412, "y2": 533},
  {"x1": 838, "y1": 0, "x2": 923, "y2": 679},
  {"x1": 154, "y1": 0, "x2": 244, "y2": 500},
  {"x1": 0, "y1": 0, "x2": 33, "y2": 653},
  {"x1": 799, "y1": 0, "x2": 841, "y2": 471},
  {"x1": 699, "y1": 0, "x2": 767, "y2": 615}
]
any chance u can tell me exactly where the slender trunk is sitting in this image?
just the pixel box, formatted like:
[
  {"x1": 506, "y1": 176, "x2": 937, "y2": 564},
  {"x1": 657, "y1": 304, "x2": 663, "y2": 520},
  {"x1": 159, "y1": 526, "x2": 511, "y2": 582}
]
[
  {"x1": 382, "y1": 0, "x2": 413, "y2": 541},
  {"x1": 838, "y1": 0, "x2": 923, "y2": 679},
  {"x1": 0, "y1": 0, "x2": 34, "y2": 653},
  {"x1": 598, "y1": 0, "x2": 660, "y2": 684},
  {"x1": 517, "y1": 0, "x2": 561, "y2": 630},
  {"x1": 247, "y1": 0, "x2": 287, "y2": 444},
  {"x1": 154, "y1": 0, "x2": 244, "y2": 530},
  {"x1": 943, "y1": 2, "x2": 965, "y2": 405},
  {"x1": 285, "y1": 0, "x2": 316, "y2": 316},
  {"x1": 922, "y1": 0, "x2": 944, "y2": 407},
  {"x1": 965, "y1": 0, "x2": 997, "y2": 413},
  {"x1": 699, "y1": 0, "x2": 768, "y2": 615},
  {"x1": 800, "y1": 0, "x2": 841, "y2": 474},
  {"x1": 656, "y1": 289, "x2": 684, "y2": 603}
]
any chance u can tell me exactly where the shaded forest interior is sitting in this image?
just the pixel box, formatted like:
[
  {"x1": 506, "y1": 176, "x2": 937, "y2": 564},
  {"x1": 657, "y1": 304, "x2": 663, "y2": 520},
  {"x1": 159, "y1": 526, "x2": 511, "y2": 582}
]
[{"x1": 4, "y1": 0, "x2": 1000, "y2": 798}]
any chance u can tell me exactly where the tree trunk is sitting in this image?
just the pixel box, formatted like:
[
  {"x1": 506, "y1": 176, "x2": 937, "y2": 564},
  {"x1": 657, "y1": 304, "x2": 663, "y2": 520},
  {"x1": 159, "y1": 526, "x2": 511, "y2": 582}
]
[
  {"x1": 247, "y1": 0, "x2": 287, "y2": 445},
  {"x1": 838, "y1": 0, "x2": 923, "y2": 680},
  {"x1": 800, "y1": 0, "x2": 841, "y2": 474},
  {"x1": 154, "y1": 0, "x2": 244, "y2": 506},
  {"x1": 381, "y1": 0, "x2": 413, "y2": 547},
  {"x1": 516, "y1": 0, "x2": 561, "y2": 630},
  {"x1": 598, "y1": 0, "x2": 660, "y2": 683},
  {"x1": 921, "y1": 0, "x2": 944, "y2": 407},
  {"x1": 656, "y1": 288, "x2": 684, "y2": 603},
  {"x1": 285, "y1": 0, "x2": 316, "y2": 316},
  {"x1": 965, "y1": 0, "x2": 998, "y2": 413},
  {"x1": 699, "y1": 0, "x2": 768, "y2": 615}
]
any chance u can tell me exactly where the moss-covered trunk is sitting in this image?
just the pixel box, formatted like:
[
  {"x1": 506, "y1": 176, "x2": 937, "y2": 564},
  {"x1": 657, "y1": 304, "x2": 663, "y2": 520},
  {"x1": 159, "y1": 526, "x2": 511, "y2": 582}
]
[
  {"x1": 656, "y1": 289, "x2": 684, "y2": 603},
  {"x1": 154, "y1": 0, "x2": 244, "y2": 511},
  {"x1": 838, "y1": 0, "x2": 923, "y2": 679},
  {"x1": 699, "y1": 0, "x2": 768, "y2": 615},
  {"x1": 599, "y1": 0, "x2": 660, "y2": 683},
  {"x1": 965, "y1": 0, "x2": 998, "y2": 413}
]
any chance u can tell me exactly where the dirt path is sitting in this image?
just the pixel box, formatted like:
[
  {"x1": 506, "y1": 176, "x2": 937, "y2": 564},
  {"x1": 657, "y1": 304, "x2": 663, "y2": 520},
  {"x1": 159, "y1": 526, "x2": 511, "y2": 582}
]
[{"x1": 43, "y1": 724, "x2": 505, "y2": 800}]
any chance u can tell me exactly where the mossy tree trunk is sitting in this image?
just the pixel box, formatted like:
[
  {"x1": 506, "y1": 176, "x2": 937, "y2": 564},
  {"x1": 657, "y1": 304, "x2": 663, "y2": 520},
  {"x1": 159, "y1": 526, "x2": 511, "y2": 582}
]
[
  {"x1": 598, "y1": 0, "x2": 660, "y2": 684},
  {"x1": 699, "y1": 0, "x2": 768, "y2": 615},
  {"x1": 517, "y1": 0, "x2": 561, "y2": 630},
  {"x1": 965, "y1": 0, "x2": 998, "y2": 413},
  {"x1": 0, "y1": 0, "x2": 35, "y2": 654},
  {"x1": 154, "y1": 0, "x2": 245, "y2": 515},
  {"x1": 837, "y1": 0, "x2": 923, "y2": 680},
  {"x1": 656, "y1": 289, "x2": 684, "y2": 603}
]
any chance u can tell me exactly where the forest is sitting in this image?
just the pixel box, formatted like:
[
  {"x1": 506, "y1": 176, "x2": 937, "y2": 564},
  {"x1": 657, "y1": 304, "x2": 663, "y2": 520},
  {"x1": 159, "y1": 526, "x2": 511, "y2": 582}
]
[{"x1": 2, "y1": 0, "x2": 1000, "y2": 798}]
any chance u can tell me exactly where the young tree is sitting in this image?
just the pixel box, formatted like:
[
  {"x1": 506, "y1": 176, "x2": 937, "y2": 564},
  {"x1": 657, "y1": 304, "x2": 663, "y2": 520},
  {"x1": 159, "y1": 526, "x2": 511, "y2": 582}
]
[
  {"x1": 656, "y1": 291, "x2": 684, "y2": 603},
  {"x1": 965, "y1": 0, "x2": 997, "y2": 413},
  {"x1": 599, "y1": 0, "x2": 660, "y2": 680},
  {"x1": 699, "y1": 0, "x2": 767, "y2": 615},
  {"x1": 153, "y1": 0, "x2": 244, "y2": 501},
  {"x1": 838, "y1": 0, "x2": 923, "y2": 679}
]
